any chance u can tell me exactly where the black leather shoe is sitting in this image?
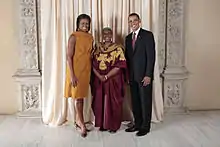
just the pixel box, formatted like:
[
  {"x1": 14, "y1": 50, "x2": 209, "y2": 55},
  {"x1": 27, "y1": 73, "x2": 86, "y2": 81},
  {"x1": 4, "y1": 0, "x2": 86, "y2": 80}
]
[
  {"x1": 125, "y1": 126, "x2": 139, "y2": 132},
  {"x1": 108, "y1": 130, "x2": 117, "y2": 134},
  {"x1": 136, "y1": 129, "x2": 149, "y2": 136},
  {"x1": 99, "y1": 127, "x2": 107, "y2": 131}
]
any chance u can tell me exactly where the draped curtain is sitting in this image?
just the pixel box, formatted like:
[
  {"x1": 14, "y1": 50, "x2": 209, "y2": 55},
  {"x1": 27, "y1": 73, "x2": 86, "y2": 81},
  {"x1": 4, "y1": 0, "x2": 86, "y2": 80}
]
[{"x1": 41, "y1": 0, "x2": 163, "y2": 126}]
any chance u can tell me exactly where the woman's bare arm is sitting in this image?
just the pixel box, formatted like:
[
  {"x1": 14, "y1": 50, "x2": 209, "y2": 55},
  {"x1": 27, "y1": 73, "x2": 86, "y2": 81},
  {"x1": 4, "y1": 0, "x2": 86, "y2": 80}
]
[{"x1": 67, "y1": 34, "x2": 78, "y2": 87}]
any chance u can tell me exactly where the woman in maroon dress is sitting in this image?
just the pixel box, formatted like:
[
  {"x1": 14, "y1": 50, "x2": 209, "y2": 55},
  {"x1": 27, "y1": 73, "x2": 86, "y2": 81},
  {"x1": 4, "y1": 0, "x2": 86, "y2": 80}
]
[{"x1": 91, "y1": 27, "x2": 127, "y2": 133}]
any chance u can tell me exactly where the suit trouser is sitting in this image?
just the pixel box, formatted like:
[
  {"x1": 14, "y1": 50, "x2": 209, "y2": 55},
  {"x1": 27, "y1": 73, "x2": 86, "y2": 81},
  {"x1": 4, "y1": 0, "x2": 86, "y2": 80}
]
[{"x1": 130, "y1": 80, "x2": 152, "y2": 130}]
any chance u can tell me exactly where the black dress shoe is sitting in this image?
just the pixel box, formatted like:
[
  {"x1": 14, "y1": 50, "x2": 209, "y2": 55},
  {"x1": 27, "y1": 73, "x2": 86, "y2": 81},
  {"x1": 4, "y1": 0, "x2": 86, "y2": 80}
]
[
  {"x1": 99, "y1": 127, "x2": 107, "y2": 131},
  {"x1": 108, "y1": 130, "x2": 117, "y2": 134},
  {"x1": 136, "y1": 129, "x2": 149, "y2": 136},
  {"x1": 125, "y1": 126, "x2": 139, "y2": 132}
]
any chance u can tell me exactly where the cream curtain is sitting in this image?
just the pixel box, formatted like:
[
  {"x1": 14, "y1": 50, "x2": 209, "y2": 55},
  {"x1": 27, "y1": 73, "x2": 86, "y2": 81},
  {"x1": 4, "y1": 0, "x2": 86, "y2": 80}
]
[{"x1": 41, "y1": 0, "x2": 163, "y2": 126}]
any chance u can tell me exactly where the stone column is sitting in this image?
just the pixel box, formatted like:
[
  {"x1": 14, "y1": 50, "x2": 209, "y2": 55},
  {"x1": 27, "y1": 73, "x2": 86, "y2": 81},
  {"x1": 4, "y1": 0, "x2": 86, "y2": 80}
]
[
  {"x1": 159, "y1": 0, "x2": 188, "y2": 112},
  {"x1": 13, "y1": 0, "x2": 41, "y2": 117}
]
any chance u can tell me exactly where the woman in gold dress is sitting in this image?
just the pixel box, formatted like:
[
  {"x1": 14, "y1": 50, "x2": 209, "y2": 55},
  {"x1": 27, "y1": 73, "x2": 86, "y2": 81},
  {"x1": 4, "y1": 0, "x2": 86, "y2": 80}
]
[{"x1": 64, "y1": 14, "x2": 93, "y2": 137}]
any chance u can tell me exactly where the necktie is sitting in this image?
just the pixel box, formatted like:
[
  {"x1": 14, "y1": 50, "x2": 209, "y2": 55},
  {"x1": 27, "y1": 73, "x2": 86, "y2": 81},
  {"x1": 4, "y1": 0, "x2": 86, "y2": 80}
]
[{"x1": 132, "y1": 32, "x2": 136, "y2": 49}]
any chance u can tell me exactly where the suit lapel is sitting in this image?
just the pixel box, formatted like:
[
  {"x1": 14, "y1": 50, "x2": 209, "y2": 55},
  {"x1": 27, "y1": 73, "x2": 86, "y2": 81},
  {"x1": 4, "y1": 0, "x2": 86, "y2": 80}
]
[{"x1": 127, "y1": 33, "x2": 133, "y2": 54}]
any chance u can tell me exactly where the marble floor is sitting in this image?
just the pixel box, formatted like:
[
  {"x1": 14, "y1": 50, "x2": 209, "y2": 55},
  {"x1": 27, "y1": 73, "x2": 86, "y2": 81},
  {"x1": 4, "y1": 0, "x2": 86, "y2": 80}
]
[{"x1": 0, "y1": 111, "x2": 220, "y2": 147}]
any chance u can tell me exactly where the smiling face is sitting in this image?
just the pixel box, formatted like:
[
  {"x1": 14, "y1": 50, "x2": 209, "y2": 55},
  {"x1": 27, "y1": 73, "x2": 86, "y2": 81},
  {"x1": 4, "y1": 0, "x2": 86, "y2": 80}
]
[
  {"x1": 78, "y1": 18, "x2": 90, "y2": 32},
  {"x1": 128, "y1": 15, "x2": 141, "y2": 32},
  {"x1": 102, "y1": 29, "x2": 113, "y2": 43}
]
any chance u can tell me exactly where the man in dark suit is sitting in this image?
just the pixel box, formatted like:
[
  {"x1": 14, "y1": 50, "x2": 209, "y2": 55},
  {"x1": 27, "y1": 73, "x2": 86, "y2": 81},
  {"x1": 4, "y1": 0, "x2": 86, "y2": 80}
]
[{"x1": 125, "y1": 13, "x2": 155, "y2": 136}]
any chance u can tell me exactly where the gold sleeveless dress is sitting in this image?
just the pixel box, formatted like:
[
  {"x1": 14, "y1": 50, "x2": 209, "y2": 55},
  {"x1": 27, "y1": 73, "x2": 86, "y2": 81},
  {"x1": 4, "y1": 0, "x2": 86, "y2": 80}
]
[{"x1": 64, "y1": 31, "x2": 93, "y2": 99}]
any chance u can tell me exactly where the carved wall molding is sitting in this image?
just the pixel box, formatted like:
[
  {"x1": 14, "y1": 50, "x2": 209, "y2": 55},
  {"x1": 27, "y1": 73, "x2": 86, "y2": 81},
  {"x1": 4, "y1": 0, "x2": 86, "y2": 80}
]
[
  {"x1": 166, "y1": 0, "x2": 185, "y2": 67},
  {"x1": 165, "y1": 81, "x2": 182, "y2": 107},
  {"x1": 19, "y1": 0, "x2": 39, "y2": 69},
  {"x1": 158, "y1": 0, "x2": 189, "y2": 112},
  {"x1": 22, "y1": 84, "x2": 40, "y2": 110},
  {"x1": 14, "y1": 74, "x2": 41, "y2": 117},
  {"x1": 158, "y1": 0, "x2": 167, "y2": 72},
  {"x1": 14, "y1": 0, "x2": 41, "y2": 117},
  {"x1": 158, "y1": 0, "x2": 186, "y2": 69}
]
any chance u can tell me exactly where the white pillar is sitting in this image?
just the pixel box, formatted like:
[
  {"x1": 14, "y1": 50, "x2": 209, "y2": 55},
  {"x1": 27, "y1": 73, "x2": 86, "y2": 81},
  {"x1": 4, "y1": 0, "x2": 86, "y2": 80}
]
[
  {"x1": 158, "y1": 0, "x2": 188, "y2": 113},
  {"x1": 13, "y1": 0, "x2": 41, "y2": 117}
]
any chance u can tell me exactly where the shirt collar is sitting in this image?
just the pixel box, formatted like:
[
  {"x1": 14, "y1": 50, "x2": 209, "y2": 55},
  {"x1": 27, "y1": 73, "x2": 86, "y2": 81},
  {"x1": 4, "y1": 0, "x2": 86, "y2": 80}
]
[{"x1": 133, "y1": 27, "x2": 140, "y2": 37}]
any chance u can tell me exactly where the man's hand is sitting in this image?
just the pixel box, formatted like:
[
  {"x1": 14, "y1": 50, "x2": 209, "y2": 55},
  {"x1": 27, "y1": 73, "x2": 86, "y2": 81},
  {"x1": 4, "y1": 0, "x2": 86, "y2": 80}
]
[{"x1": 142, "y1": 76, "x2": 151, "y2": 86}]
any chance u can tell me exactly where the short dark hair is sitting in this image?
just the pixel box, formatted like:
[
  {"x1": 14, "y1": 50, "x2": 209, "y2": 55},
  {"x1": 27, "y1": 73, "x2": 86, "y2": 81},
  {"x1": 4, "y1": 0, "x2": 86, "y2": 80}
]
[
  {"x1": 128, "y1": 13, "x2": 140, "y2": 20},
  {"x1": 102, "y1": 27, "x2": 112, "y2": 32},
  {"x1": 76, "y1": 14, "x2": 91, "y2": 31}
]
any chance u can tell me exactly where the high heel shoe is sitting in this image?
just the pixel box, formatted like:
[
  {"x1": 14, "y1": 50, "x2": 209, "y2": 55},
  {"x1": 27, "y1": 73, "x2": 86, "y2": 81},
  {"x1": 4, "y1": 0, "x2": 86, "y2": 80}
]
[
  {"x1": 74, "y1": 122, "x2": 90, "y2": 132},
  {"x1": 80, "y1": 127, "x2": 87, "y2": 138},
  {"x1": 74, "y1": 122, "x2": 88, "y2": 137}
]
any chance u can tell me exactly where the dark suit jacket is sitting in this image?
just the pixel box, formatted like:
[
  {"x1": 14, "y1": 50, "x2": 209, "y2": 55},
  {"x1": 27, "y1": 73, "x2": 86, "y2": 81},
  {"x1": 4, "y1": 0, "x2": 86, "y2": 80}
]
[{"x1": 125, "y1": 28, "x2": 155, "y2": 83}]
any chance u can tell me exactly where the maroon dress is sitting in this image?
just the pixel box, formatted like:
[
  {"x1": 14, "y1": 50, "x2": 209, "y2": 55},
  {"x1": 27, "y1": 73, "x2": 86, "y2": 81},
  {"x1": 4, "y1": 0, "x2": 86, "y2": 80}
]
[{"x1": 92, "y1": 43, "x2": 127, "y2": 131}]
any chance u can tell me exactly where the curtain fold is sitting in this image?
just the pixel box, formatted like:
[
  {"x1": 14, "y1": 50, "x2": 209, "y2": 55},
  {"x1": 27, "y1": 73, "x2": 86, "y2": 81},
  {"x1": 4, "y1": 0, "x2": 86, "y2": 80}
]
[{"x1": 41, "y1": 0, "x2": 163, "y2": 126}]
